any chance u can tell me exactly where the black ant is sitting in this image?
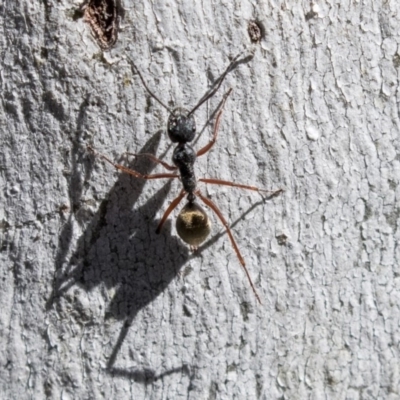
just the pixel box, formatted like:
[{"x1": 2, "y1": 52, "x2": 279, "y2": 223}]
[{"x1": 88, "y1": 54, "x2": 282, "y2": 304}]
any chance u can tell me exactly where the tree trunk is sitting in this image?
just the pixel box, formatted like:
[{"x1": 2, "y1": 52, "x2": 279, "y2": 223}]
[{"x1": 1, "y1": 0, "x2": 400, "y2": 399}]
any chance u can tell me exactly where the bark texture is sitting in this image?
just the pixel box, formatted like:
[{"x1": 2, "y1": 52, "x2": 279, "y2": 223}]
[{"x1": 1, "y1": 0, "x2": 400, "y2": 399}]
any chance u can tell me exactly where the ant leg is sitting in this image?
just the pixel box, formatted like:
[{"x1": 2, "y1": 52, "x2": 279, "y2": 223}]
[
  {"x1": 156, "y1": 190, "x2": 186, "y2": 234},
  {"x1": 124, "y1": 152, "x2": 177, "y2": 171},
  {"x1": 196, "y1": 88, "x2": 233, "y2": 157},
  {"x1": 199, "y1": 178, "x2": 283, "y2": 198},
  {"x1": 88, "y1": 145, "x2": 179, "y2": 180},
  {"x1": 196, "y1": 190, "x2": 262, "y2": 304}
]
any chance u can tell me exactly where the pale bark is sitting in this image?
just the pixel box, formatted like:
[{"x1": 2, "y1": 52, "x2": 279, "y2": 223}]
[{"x1": 1, "y1": 0, "x2": 400, "y2": 399}]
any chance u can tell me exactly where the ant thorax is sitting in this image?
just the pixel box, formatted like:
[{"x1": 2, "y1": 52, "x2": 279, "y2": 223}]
[{"x1": 172, "y1": 144, "x2": 197, "y2": 195}]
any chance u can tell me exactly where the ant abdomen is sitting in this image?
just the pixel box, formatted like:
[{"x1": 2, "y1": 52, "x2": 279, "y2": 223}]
[
  {"x1": 167, "y1": 108, "x2": 196, "y2": 143},
  {"x1": 176, "y1": 202, "x2": 212, "y2": 246}
]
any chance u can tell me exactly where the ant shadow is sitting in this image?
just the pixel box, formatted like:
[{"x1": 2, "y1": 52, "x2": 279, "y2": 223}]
[
  {"x1": 49, "y1": 125, "x2": 190, "y2": 382},
  {"x1": 48, "y1": 52, "x2": 258, "y2": 383}
]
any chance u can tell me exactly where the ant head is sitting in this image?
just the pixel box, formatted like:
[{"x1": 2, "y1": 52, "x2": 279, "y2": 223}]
[
  {"x1": 129, "y1": 54, "x2": 242, "y2": 143},
  {"x1": 167, "y1": 108, "x2": 196, "y2": 143},
  {"x1": 176, "y1": 201, "x2": 211, "y2": 246}
]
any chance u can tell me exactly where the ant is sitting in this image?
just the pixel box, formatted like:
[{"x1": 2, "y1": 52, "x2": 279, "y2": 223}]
[{"x1": 88, "y1": 54, "x2": 282, "y2": 304}]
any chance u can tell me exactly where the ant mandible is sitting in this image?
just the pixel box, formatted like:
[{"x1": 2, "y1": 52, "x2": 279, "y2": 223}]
[{"x1": 88, "y1": 54, "x2": 282, "y2": 304}]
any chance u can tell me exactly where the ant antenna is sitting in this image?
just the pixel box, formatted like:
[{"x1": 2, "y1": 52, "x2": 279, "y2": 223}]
[
  {"x1": 128, "y1": 52, "x2": 244, "y2": 117},
  {"x1": 188, "y1": 52, "x2": 242, "y2": 116},
  {"x1": 127, "y1": 58, "x2": 173, "y2": 114}
]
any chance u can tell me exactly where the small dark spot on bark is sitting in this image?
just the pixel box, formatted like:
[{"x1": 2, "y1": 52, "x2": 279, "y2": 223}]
[
  {"x1": 72, "y1": 8, "x2": 85, "y2": 21},
  {"x1": 0, "y1": 220, "x2": 10, "y2": 232},
  {"x1": 364, "y1": 203, "x2": 372, "y2": 220},
  {"x1": 393, "y1": 53, "x2": 400, "y2": 68},
  {"x1": 248, "y1": 21, "x2": 262, "y2": 43},
  {"x1": 59, "y1": 204, "x2": 70, "y2": 214},
  {"x1": 183, "y1": 304, "x2": 192, "y2": 317},
  {"x1": 325, "y1": 371, "x2": 336, "y2": 386},
  {"x1": 305, "y1": 10, "x2": 317, "y2": 21},
  {"x1": 240, "y1": 301, "x2": 250, "y2": 321},
  {"x1": 384, "y1": 208, "x2": 400, "y2": 230},
  {"x1": 182, "y1": 266, "x2": 193, "y2": 278},
  {"x1": 25, "y1": 261, "x2": 33, "y2": 270},
  {"x1": 41, "y1": 47, "x2": 48, "y2": 59},
  {"x1": 145, "y1": 96, "x2": 152, "y2": 113},
  {"x1": 226, "y1": 363, "x2": 237, "y2": 373},
  {"x1": 256, "y1": 375, "x2": 262, "y2": 398},
  {"x1": 276, "y1": 233, "x2": 288, "y2": 245}
]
